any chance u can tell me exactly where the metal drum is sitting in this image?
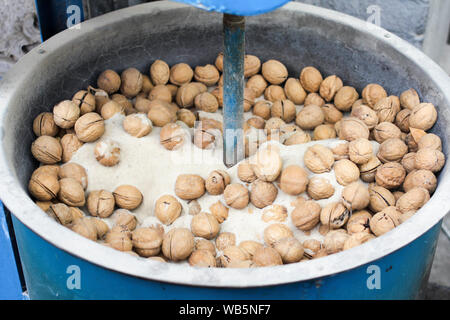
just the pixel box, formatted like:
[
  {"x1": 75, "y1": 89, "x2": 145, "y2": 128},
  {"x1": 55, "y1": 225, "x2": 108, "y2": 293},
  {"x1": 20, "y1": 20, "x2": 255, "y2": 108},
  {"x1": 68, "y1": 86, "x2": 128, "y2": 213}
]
[{"x1": 0, "y1": 1, "x2": 449, "y2": 299}]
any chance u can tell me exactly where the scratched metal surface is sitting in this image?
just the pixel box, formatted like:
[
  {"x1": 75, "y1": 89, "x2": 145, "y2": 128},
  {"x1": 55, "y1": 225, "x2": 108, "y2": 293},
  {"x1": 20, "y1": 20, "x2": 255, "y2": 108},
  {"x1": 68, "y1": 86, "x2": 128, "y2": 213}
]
[{"x1": 0, "y1": 1, "x2": 449, "y2": 288}]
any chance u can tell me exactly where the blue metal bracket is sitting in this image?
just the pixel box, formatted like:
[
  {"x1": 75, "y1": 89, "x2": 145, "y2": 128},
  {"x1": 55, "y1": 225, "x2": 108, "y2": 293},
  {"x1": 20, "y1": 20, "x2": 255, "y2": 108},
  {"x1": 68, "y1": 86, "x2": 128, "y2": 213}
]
[
  {"x1": 0, "y1": 202, "x2": 27, "y2": 300},
  {"x1": 35, "y1": 0, "x2": 85, "y2": 41}
]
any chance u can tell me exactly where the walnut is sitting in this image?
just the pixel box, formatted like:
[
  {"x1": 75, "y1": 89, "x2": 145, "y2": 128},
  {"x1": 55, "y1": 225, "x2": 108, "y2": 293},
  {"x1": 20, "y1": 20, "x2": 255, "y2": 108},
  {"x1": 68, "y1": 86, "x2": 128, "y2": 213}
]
[
  {"x1": 305, "y1": 93, "x2": 325, "y2": 107},
  {"x1": 250, "y1": 180, "x2": 278, "y2": 209},
  {"x1": 148, "y1": 100, "x2": 177, "y2": 127},
  {"x1": 120, "y1": 68, "x2": 143, "y2": 98},
  {"x1": 252, "y1": 100, "x2": 272, "y2": 120},
  {"x1": 263, "y1": 223, "x2": 293, "y2": 247},
  {"x1": 373, "y1": 122, "x2": 402, "y2": 143},
  {"x1": 273, "y1": 237, "x2": 304, "y2": 264},
  {"x1": 28, "y1": 170, "x2": 60, "y2": 201},
  {"x1": 97, "y1": 69, "x2": 121, "y2": 94},
  {"x1": 177, "y1": 109, "x2": 197, "y2": 128},
  {"x1": 359, "y1": 156, "x2": 382, "y2": 182},
  {"x1": 284, "y1": 78, "x2": 307, "y2": 105},
  {"x1": 343, "y1": 232, "x2": 375, "y2": 250},
  {"x1": 175, "y1": 174, "x2": 205, "y2": 200},
  {"x1": 94, "y1": 139, "x2": 120, "y2": 167},
  {"x1": 100, "y1": 100, "x2": 125, "y2": 120},
  {"x1": 170, "y1": 63, "x2": 194, "y2": 86},
  {"x1": 204, "y1": 170, "x2": 230, "y2": 195},
  {"x1": 243, "y1": 88, "x2": 257, "y2": 112},
  {"x1": 334, "y1": 159, "x2": 360, "y2": 186},
  {"x1": 215, "y1": 52, "x2": 224, "y2": 72},
  {"x1": 224, "y1": 184, "x2": 249, "y2": 209},
  {"x1": 271, "y1": 100, "x2": 296, "y2": 122},
  {"x1": 247, "y1": 75, "x2": 268, "y2": 97},
  {"x1": 194, "y1": 64, "x2": 220, "y2": 86},
  {"x1": 113, "y1": 94, "x2": 135, "y2": 114},
  {"x1": 369, "y1": 185, "x2": 396, "y2": 213},
  {"x1": 72, "y1": 217, "x2": 98, "y2": 241},
  {"x1": 377, "y1": 138, "x2": 408, "y2": 163},
  {"x1": 418, "y1": 134, "x2": 442, "y2": 151},
  {"x1": 149, "y1": 85, "x2": 172, "y2": 103},
  {"x1": 304, "y1": 144, "x2": 334, "y2": 173},
  {"x1": 220, "y1": 246, "x2": 249, "y2": 267},
  {"x1": 191, "y1": 212, "x2": 220, "y2": 240},
  {"x1": 264, "y1": 85, "x2": 287, "y2": 102},
  {"x1": 47, "y1": 203, "x2": 73, "y2": 226},
  {"x1": 155, "y1": 195, "x2": 182, "y2": 225},
  {"x1": 372, "y1": 96, "x2": 400, "y2": 123},
  {"x1": 400, "y1": 88, "x2": 420, "y2": 110},
  {"x1": 251, "y1": 146, "x2": 283, "y2": 182},
  {"x1": 162, "y1": 228, "x2": 194, "y2": 261},
  {"x1": 370, "y1": 207, "x2": 401, "y2": 236},
  {"x1": 245, "y1": 117, "x2": 266, "y2": 131},
  {"x1": 409, "y1": 103, "x2": 437, "y2": 131},
  {"x1": 195, "y1": 92, "x2": 219, "y2": 113},
  {"x1": 238, "y1": 160, "x2": 257, "y2": 183},
  {"x1": 300, "y1": 66, "x2": 323, "y2": 93},
  {"x1": 322, "y1": 104, "x2": 343, "y2": 124},
  {"x1": 176, "y1": 82, "x2": 205, "y2": 108},
  {"x1": 195, "y1": 239, "x2": 216, "y2": 257},
  {"x1": 332, "y1": 142, "x2": 349, "y2": 160},
  {"x1": 338, "y1": 117, "x2": 369, "y2": 141},
  {"x1": 362, "y1": 83, "x2": 387, "y2": 108},
  {"x1": 53, "y1": 100, "x2": 80, "y2": 129},
  {"x1": 60, "y1": 134, "x2": 83, "y2": 163},
  {"x1": 262, "y1": 59, "x2": 288, "y2": 85},
  {"x1": 307, "y1": 177, "x2": 335, "y2": 200},
  {"x1": 296, "y1": 105, "x2": 325, "y2": 130},
  {"x1": 87, "y1": 190, "x2": 115, "y2": 218},
  {"x1": 244, "y1": 55, "x2": 262, "y2": 78},
  {"x1": 348, "y1": 138, "x2": 373, "y2": 164},
  {"x1": 403, "y1": 169, "x2": 437, "y2": 194},
  {"x1": 291, "y1": 200, "x2": 321, "y2": 231},
  {"x1": 31, "y1": 136, "x2": 62, "y2": 165},
  {"x1": 395, "y1": 109, "x2": 411, "y2": 132},
  {"x1": 313, "y1": 124, "x2": 336, "y2": 140},
  {"x1": 189, "y1": 250, "x2": 216, "y2": 267},
  {"x1": 284, "y1": 130, "x2": 312, "y2": 146},
  {"x1": 342, "y1": 182, "x2": 370, "y2": 210},
  {"x1": 150, "y1": 60, "x2": 170, "y2": 85},
  {"x1": 123, "y1": 113, "x2": 153, "y2": 138},
  {"x1": 210, "y1": 201, "x2": 229, "y2": 224},
  {"x1": 346, "y1": 210, "x2": 372, "y2": 234},
  {"x1": 132, "y1": 227, "x2": 164, "y2": 257},
  {"x1": 33, "y1": 112, "x2": 59, "y2": 137},
  {"x1": 74, "y1": 112, "x2": 105, "y2": 143},
  {"x1": 252, "y1": 247, "x2": 283, "y2": 267},
  {"x1": 188, "y1": 200, "x2": 201, "y2": 216},
  {"x1": 320, "y1": 202, "x2": 350, "y2": 229},
  {"x1": 396, "y1": 187, "x2": 430, "y2": 214},
  {"x1": 58, "y1": 178, "x2": 85, "y2": 207},
  {"x1": 262, "y1": 205, "x2": 288, "y2": 223},
  {"x1": 375, "y1": 162, "x2": 406, "y2": 190},
  {"x1": 73, "y1": 90, "x2": 96, "y2": 115},
  {"x1": 113, "y1": 209, "x2": 137, "y2": 231},
  {"x1": 323, "y1": 230, "x2": 350, "y2": 254},
  {"x1": 414, "y1": 148, "x2": 445, "y2": 173},
  {"x1": 160, "y1": 123, "x2": 185, "y2": 150},
  {"x1": 239, "y1": 241, "x2": 263, "y2": 259},
  {"x1": 334, "y1": 86, "x2": 359, "y2": 111},
  {"x1": 279, "y1": 165, "x2": 309, "y2": 195},
  {"x1": 351, "y1": 104, "x2": 378, "y2": 129},
  {"x1": 319, "y1": 75, "x2": 343, "y2": 102},
  {"x1": 265, "y1": 117, "x2": 286, "y2": 134}
]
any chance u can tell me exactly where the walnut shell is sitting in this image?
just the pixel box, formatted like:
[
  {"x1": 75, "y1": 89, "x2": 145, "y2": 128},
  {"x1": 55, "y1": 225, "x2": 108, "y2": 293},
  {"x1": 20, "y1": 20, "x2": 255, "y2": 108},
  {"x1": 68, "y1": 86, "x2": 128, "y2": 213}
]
[
  {"x1": 305, "y1": 93, "x2": 325, "y2": 107},
  {"x1": 291, "y1": 200, "x2": 321, "y2": 231},
  {"x1": 351, "y1": 104, "x2": 379, "y2": 129},
  {"x1": 175, "y1": 174, "x2": 205, "y2": 200},
  {"x1": 101, "y1": 100, "x2": 125, "y2": 120},
  {"x1": 250, "y1": 180, "x2": 278, "y2": 209},
  {"x1": 149, "y1": 85, "x2": 172, "y2": 103},
  {"x1": 346, "y1": 210, "x2": 372, "y2": 234},
  {"x1": 396, "y1": 187, "x2": 430, "y2": 214},
  {"x1": 147, "y1": 100, "x2": 177, "y2": 127},
  {"x1": 73, "y1": 90, "x2": 96, "y2": 115},
  {"x1": 220, "y1": 246, "x2": 249, "y2": 267},
  {"x1": 112, "y1": 185, "x2": 143, "y2": 210},
  {"x1": 72, "y1": 217, "x2": 98, "y2": 241},
  {"x1": 97, "y1": 69, "x2": 121, "y2": 94},
  {"x1": 273, "y1": 237, "x2": 304, "y2": 264},
  {"x1": 154, "y1": 194, "x2": 182, "y2": 225},
  {"x1": 58, "y1": 178, "x2": 85, "y2": 207},
  {"x1": 320, "y1": 202, "x2": 350, "y2": 229},
  {"x1": 322, "y1": 104, "x2": 343, "y2": 124},
  {"x1": 132, "y1": 227, "x2": 164, "y2": 257},
  {"x1": 170, "y1": 63, "x2": 194, "y2": 86},
  {"x1": 47, "y1": 203, "x2": 73, "y2": 226},
  {"x1": 29, "y1": 171, "x2": 60, "y2": 201},
  {"x1": 150, "y1": 60, "x2": 170, "y2": 85},
  {"x1": 304, "y1": 144, "x2": 334, "y2": 173},
  {"x1": 271, "y1": 100, "x2": 296, "y2": 122},
  {"x1": 263, "y1": 223, "x2": 293, "y2": 247},
  {"x1": 262, "y1": 59, "x2": 288, "y2": 85},
  {"x1": 362, "y1": 83, "x2": 387, "y2": 108},
  {"x1": 162, "y1": 228, "x2": 194, "y2": 261},
  {"x1": 113, "y1": 209, "x2": 137, "y2": 231},
  {"x1": 123, "y1": 113, "x2": 153, "y2": 138},
  {"x1": 375, "y1": 162, "x2": 406, "y2": 189},
  {"x1": 359, "y1": 156, "x2": 382, "y2": 183},
  {"x1": 247, "y1": 75, "x2": 268, "y2": 97},
  {"x1": 284, "y1": 78, "x2": 307, "y2": 105},
  {"x1": 94, "y1": 139, "x2": 120, "y2": 167},
  {"x1": 320, "y1": 75, "x2": 343, "y2": 102},
  {"x1": 418, "y1": 134, "x2": 442, "y2": 151},
  {"x1": 195, "y1": 239, "x2": 216, "y2": 257},
  {"x1": 33, "y1": 112, "x2": 59, "y2": 137},
  {"x1": 323, "y1": 230, "x2": 350, "y2": 254},
  {"x1": 87, "y1": 190, "x2": 115, "y2": 218},
  {"x1": 370, "y1": 207, "x2": 401, "y2": 236},
  {"x1": 245, "y1": 55, "x2": 262, "y2": 78},
  {"x1": 53, "y1": 100, "x2": 80, "y2": 129},
  {"x1": 252, "y1": 146, "x2": 283, "y2": 182},
  {"x1": 195, "y1": 92, "x2": 219, "y2": 113},
  {"x1": 60, "y1": 133, "x2": 83, "y2": 163},
  {"x1": 264, "y1": 85, "x2": 286, "y2": 102},
  {"x1": 296, "y1": 105, "x2": 325, "y2": 130},
  {"x1": 31, "y1": 136, "x2": 62, "y2": 164},
  {"x1": 334, "y1": 86, "x2": 359, "y2": 111},
  {"x1": 215, "y1": 232, "x2": 236, "y2": 251},
  {"x1": 176, "y1": 82, "x2": 206, "y2": 108},
  {"x1": 369, "y1": 185, "x2": 396, "y2": 213},
  {"x1": 210, "y1": 201, "x2": 229, "y2": 224},
  {"x1": 279, "y1": 165, "x2": 309, "y2": 195},
  {"x1": 177, "y1": 109, "x2": 196, "y2": 128},
  {"x1": 403, "y1": 169, "x2": 437, "y2": 194},
  {"x1": 372, "y1": 96, "x2": 400, "y2": 123},
  {"x1": 373, "y1": 122, "x2": 402, "y2": 144},
  {"x1": 300, "y1": 66, "x2": 323, "y2": 93},
  {"x1": 160, "y1": 123, "x2": 185, "y2": 150},
  {"x1": 120, "y1": 68, "x2": 143, "y2": 98},
  {"x1": 342, "y1": 182, "x2": 370, "y2": 210},
  {"x1": 189, "y1": 250, "x2": 216, "y2": 267},
  {"x1": 238, "y1": 160, "x2": 257, "y2": 183},
  {"x1": 224, "y1": 184, "x2": 249, "y2": 209},
  {"x1": 252, "y1": 247, "x2": 283, "y2": 267},
  {"x1": 409, "y1": 103, "x2": 438, "y2": 131},
  {"x1": 205, "y1": 170, "x2": 230, "y2": 195},
  {"x1": 338, "y1": 117, "x2": 370, "y2": 141},
  {"x1": 74, "y1": 112, "x2": 105, "y2": 143},
  {"x1": 194, "y1": 64, "x2": 220, "y2": 86},
  {"x1": 334, "y1": 159, "x2": 360, "y2": 186},
  {"x1": 400, "y1": 88, "x2": 420, "y2": 110},
  {"x1": 343, "y1": 232, "x2": 375, "y2": 250},
  {"x1": 307, "y1": 176, "x2": 335, "y2": 200}
]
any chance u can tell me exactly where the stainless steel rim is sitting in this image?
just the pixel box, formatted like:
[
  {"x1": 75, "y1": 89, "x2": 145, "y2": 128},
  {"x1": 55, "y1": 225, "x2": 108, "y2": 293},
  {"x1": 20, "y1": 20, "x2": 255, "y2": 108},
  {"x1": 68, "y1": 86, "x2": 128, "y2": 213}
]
[{"x1": 0, "y1": 1, "x2": 449, "y2": 288}]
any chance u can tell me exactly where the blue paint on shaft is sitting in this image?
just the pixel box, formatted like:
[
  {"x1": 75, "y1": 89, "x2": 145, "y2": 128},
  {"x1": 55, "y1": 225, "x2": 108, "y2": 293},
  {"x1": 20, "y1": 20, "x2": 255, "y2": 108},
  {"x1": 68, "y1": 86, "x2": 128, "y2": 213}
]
[{"x1": 223, "y1": 14, "x2": 245, "y2": 167}]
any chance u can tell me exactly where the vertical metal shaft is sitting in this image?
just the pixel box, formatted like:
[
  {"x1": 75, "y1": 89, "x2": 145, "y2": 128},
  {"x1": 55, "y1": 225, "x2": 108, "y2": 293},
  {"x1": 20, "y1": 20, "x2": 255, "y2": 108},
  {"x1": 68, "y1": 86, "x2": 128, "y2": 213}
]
[{"x1": 223, "y1": 14, "x2": 245, "y2": 167}]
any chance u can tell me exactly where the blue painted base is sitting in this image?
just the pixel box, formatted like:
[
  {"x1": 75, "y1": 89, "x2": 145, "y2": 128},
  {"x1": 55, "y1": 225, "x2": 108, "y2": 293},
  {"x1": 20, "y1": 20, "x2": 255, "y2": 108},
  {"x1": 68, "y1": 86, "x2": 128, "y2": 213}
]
[{"x1": 12, "y1": 215, "x2": 441, "y2": 300}]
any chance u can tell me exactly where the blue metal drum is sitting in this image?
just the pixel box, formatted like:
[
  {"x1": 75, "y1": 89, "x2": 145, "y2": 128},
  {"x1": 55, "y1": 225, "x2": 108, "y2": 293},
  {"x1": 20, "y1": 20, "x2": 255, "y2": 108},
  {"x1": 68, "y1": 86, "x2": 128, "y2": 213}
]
[{"x1": 1, "y1": 2, "x2": 450, "y2": 299}]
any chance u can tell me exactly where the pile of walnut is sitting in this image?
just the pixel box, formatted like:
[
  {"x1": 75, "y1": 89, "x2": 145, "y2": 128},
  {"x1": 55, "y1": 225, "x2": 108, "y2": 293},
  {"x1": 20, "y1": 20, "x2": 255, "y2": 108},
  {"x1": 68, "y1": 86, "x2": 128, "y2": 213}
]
[{"x1": 28, "y1": 53, "x2": 444, "y2": 268}]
